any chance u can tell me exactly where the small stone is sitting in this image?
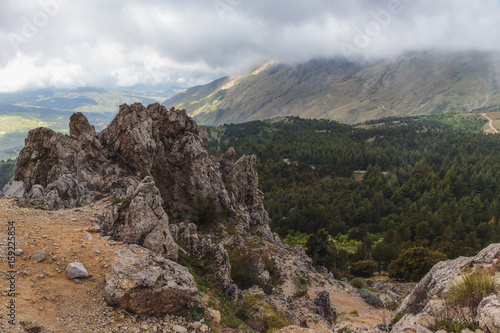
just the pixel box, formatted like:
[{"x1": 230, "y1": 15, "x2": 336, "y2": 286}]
[
  {"x1": 73, "y1": 279, "x2": 82, "y2": 284},
  {"x1": 86, "y1": 233, "x2": 94, "y2": 241},
  {"x1": 172, "y1": 325, "x2": 187, "y2": 333},
  {"x1": 192, "y1": 322, "x2": 202, "y2": 330},
  {"x1": 199, "y1": 324, "x2": 208, "y2": 333},
  {"x1": 66, "y1": 262, "x2": 89, "y2": 279},
  {"x1": 31, "y1": 250, "x2": 45, "y2": 262},
  {"x1": 43, "y1": 234, "x2": 50, "y2": 239},
  {"x1": 416, "y1": 325, "x2": 432, "y2": 333},
  {"x1": 14, "y1": 249, "x2": 23, "y2": 256},
  {"x1": 95, "y1": 250, "x2": 100, "y2": 254}
]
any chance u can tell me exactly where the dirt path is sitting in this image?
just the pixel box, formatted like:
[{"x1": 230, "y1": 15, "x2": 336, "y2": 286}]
[{"x1": 482, "y1": 113, "x2": 499, "y2": 134}]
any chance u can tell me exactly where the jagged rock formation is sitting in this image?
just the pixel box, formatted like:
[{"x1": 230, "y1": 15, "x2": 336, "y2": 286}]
[
  {"x1": 15, "y1": 103, "x2": 274, "y2": 239},
  {"x1": 391, "y1": 244, "x2": 500, "y2": 333},
  {"x1": 104, "y1": 245, "x2": 203, "y2": 316}
]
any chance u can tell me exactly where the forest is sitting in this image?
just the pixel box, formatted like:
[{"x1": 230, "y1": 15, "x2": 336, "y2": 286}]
[{"x1": 207, "y1": 115, "x2": 500, "y2": 281}]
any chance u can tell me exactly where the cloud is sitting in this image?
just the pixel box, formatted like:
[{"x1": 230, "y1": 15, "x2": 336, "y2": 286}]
[{"x1": 1, "y1": 0, "x2": 500, "y2": 92}]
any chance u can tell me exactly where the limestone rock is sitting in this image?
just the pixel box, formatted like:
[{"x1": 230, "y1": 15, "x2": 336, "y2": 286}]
[
  {"x1": 0, "y1": 178, "x2": 24, "y2": 197},
  {"x1": 392, "y1": 243, "x2": 500, "y2": 332},
  {"x1": 476, "y1": 295, "x2": 500, "y2": 332},
  {"x1": 66, "y1": 262, "x2": 89, "y2": 279},
  {"x1": 172, "y1": 325, "x2": 187, "y2": 333},
  {"x1": 104, "y1": 245, "x2": 203, "y2": 316},
  {"x1": 31, "y1": 250, "x2": 45, "y2": 262},
  {"x1": 98, "y1": 176, "x2": 178, "y2": 261}
]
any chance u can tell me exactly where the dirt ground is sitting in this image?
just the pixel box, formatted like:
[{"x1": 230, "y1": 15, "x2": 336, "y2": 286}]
[{"x1": 0, "y1": 198, "x2": 391, "y2": 332}]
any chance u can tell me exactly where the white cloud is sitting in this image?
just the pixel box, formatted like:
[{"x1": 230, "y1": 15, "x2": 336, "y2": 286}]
[{"x1": 1, "y1": 0, "x2": 500, "y2": 92}]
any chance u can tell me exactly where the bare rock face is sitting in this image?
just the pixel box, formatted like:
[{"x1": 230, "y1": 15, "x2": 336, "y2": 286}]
[
  {"x1": 170, "y1": 222, "x2": 235, "y2": 295},
  {"x1": 391, "y1": 243, "x2": 500, "y2": 333},
  {"x1": 15, "y1": 103, "x2": 274, "y2": 240},
  {"x1": 476, "y1": 295, "x2": 500, "y2": 332},
  {"x1": 15, "y1": 114, "x2": 110, "y2": 209},
  {"x1": 104, "y1": 245, "x2": 203, "y2": 316},
  {"x1": 0, "y1": 178, "x2": 24, "y2": 197},
  {"x1": 98, "y1": 176, "x2": 178, "y2": 261}
]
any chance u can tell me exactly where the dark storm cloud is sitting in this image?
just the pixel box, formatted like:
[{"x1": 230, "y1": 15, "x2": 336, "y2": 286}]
[{"x1": 1, "y1": 0, "x2": 500, "y2": 91}]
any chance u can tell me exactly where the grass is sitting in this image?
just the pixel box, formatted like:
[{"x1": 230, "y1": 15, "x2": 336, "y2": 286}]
[{"x1": 445, "y1": 268, "x2": 497, "y2": 317}]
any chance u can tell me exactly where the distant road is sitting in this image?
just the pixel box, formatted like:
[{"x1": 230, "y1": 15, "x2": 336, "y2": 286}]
[{"x1": 482, "y1": 113, "x2": 499, "y2": 134}]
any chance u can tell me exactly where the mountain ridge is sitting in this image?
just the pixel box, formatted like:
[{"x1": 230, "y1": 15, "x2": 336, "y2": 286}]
[{"x1": 163, "y1": 51, "x2": 500, "y2": 126}]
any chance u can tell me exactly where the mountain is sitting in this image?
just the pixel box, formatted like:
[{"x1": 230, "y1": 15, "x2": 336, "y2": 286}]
[{"x1": 163, "y1": 51, "x2": 500, "y2": 126}]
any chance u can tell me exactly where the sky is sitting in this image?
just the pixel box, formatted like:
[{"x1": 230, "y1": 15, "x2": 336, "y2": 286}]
[{"x1": 1, "y1": 0, "x2": 500, "y2": 92}]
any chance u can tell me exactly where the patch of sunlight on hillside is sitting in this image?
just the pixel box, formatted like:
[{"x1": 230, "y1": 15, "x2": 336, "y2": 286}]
[{"x1": 0, "y1": 116, "x2": 50, "y2": 133}]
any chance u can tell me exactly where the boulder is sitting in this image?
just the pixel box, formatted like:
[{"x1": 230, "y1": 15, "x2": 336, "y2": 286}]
[
  {"x1": 392, "y1": 243, "x2": 500, "y2": 332},
  {"x1": 66, "y1": 262, "x2": 89, "y2": 279},
  {"x1": 31, "y1": 250, "x2": 45, "y2": 262},
  {"x1": 104, "y1": 245, "x2": 203, "y2": 316},
  {"x1": 476, "y1": 295, "x2": 500, "y2": 332}
]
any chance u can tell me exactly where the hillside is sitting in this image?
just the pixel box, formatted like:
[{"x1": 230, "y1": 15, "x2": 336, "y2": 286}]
[{"x1": 163, "y1": 51, "x2": 500, "y2": 126}]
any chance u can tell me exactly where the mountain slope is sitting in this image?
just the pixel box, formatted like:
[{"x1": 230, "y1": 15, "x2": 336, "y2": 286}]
[{"x1": 163, "y1": 51, "x2": 500, "y2": 126}]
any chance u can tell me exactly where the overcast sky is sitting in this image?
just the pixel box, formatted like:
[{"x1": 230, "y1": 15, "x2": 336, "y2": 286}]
[{"x1": 1, "y1": 0, "x2": 500, "y2": 92}]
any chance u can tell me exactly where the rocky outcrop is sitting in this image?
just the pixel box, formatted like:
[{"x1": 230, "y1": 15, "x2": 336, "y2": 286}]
[
  {"x1": 104, "y1": 245, "x2": 203, "y2": 316},
  {"x1": 311, "y1": 291, "x2": 337, "y2": 324},
  {"x1": 391, "y1": 243, "x2": 500, "y2": 332},
  {"x1": 15, "y1": 113, "x2": 110, "y2": 209},
  {"x1": 15, "y1": 103, "x2": 274, "y2": 240}
]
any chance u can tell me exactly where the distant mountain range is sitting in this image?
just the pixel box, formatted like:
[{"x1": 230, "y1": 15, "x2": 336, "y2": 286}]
[{"x1": 162, "y1": 51, "x2": 500, "y2": 126}]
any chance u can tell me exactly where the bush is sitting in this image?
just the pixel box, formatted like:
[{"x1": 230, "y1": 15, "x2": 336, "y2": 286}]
[
  {"x1": 445, "y1": 269, "x2": 497, "y2": 317},
  {"x1": 306, "y1": 228, "x2": 336, "y2": 270},
  {"x1": 350, "y1": 260, "x2": 377, "y2": 278},
  {"x1": 359, "y1": 288, "x2": 382, "y2": 307},
  {"x1": 228, "y1": 245, "x2": 283, "y2": 295},
  {"x1": 350, "y1": 277, "x2": 365, "y2": 289},
  {"x1": 427, "y1": 319, "x2": 480, "y2": 333},
  {"x1": 388, "y1": 247, "x2": 446, "y2": 282}
]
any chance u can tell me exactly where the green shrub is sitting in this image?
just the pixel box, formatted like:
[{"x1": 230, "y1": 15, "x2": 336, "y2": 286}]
[
  {"x1": 350, "y1": 260, "x2": 377, "y2": 278},
  {"x1": 196, "y1": 194, "x2": 218, "y2": 225},
  {"x1": 388, "y1": 247, "x2": 446, "y2": 282},
  {"x1": 427, "y1": 319, "x2": 480, "y2": 333},
  {"x1": 359, "y1": 288, "x2": 382, "y2": 307},
  {"x1": 350, "y1": 277, "x2": 365, "y2": 289},
  {"x1": 228, "y1": 246, "x2": 283, "y2": 295},
  {"x1": 390, "y1": 310, "x2": 409, "y2": 326},
  {"x1": 445, "y1": 269, "x2": 497, "y2": 317}
]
